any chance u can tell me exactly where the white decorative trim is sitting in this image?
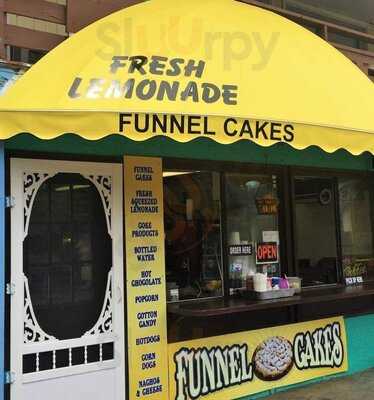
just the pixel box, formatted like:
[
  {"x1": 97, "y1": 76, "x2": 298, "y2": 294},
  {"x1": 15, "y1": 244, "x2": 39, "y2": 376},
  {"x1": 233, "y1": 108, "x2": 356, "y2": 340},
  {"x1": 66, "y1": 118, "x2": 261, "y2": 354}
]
[
  {"x1": 83, "y1": 175, "x2": 112, "y2": 237},
  {"x1": 12, "y1": 160, "x2": 124, "y2": 396},
  {"x1": 23, "y1": 359, "x2": 116, "y2": 383},
  {"x1": 24, "y1": 274, "x2": 56, "y2": 344},
  {"x1": 83, "y1": 268, "x2": 113, "y2": 336},
  {"x1": 23, "y1": 172, "x2": 55, "y2": 239}
]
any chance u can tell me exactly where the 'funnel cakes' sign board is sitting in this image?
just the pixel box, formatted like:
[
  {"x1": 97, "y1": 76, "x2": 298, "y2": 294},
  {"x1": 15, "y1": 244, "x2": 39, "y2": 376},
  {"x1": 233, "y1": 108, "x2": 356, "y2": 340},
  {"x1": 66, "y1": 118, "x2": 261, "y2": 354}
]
[{"x1": 168, "y1": 317, "x2": 347, "y2": 400}]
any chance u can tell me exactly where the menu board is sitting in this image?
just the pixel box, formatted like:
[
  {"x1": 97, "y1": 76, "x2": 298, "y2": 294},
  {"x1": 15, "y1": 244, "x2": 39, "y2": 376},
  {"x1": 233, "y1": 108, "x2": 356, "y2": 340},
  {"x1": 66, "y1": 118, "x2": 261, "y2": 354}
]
[{"x1": 124, "y1": 156, "x2": 169, "y2": 400}]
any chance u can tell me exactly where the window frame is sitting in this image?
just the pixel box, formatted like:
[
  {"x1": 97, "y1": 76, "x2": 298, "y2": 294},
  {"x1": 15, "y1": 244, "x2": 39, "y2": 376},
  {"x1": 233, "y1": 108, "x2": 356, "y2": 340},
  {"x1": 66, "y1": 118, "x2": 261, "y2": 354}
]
[
  {"x1": 163, "y1": 158, "x2": 288, "y2": 301},
  {"x1": 336, "y1": 173, "x2": 374, "y2": 284},
  {"x1": 291, "y1": 172, "x2": 342, "y2": 287},
  {"x1": 162, "y1": 164, "x2": 225, "y2": 302},
  {"x1": 223, "y1": 170, "x2": 287, "y2": 294},
  {"x1": 290, "y1": 166, "x2": 374, "y2": 287},
  {"x1": 164, "y1": 159, "x2": 374, "y2": 301}
]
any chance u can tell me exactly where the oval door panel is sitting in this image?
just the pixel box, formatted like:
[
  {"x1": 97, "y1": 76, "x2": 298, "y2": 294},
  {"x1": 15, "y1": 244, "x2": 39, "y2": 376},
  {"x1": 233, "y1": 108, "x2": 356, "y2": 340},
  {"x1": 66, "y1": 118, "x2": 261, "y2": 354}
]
[{"x1": 23, "y1": 173, "x2": 112, "y2": 340}]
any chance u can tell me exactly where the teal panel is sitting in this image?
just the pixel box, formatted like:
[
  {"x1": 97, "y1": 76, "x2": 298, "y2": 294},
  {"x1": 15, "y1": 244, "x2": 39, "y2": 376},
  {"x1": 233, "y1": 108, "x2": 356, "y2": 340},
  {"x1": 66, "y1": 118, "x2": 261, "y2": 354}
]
[
  {"x1": 345, "y1": 314, "x2": 374, "y2": 374},
  {"x1": 4, "y1": 134, "x2": 373, "y2": 171}
]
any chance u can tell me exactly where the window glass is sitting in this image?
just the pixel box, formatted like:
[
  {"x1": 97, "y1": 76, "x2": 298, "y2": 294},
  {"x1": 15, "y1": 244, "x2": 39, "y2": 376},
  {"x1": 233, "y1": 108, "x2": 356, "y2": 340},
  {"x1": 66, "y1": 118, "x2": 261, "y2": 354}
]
[
  {"x1": 339, "y1": 177, "x2": 374, "y2": 282},
  {"x1": 9, "y1": 46, "x2": 46, "y2": 64},
  {"x1": 225, "y1": 174, "x2": 281, "y2": 292},
  {"x1": 294, "y1": 177, "x2": 338, "y2": 286},
  {"x1": 164, "y1": 171, "x2": 222, "y2": 301},
  {"x1": 24, "y1": 173, "x2": 112, "y2": 339},
  {"x1": 0, "y1": 65, "x2": 27, "y2": 96}
]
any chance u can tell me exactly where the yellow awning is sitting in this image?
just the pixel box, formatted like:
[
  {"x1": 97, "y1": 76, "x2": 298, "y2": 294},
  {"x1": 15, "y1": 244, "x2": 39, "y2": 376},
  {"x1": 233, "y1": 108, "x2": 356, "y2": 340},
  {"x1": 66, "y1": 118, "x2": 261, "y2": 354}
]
[{"x1": 0, "y1": 0, "x2": 373, "y2": 155}]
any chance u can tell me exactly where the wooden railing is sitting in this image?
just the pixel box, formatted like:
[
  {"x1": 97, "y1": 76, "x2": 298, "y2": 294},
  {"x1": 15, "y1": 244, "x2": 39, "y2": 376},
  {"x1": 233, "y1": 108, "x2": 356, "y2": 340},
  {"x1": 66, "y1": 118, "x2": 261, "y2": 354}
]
[{"x1": 239, "y1": 0, "x2": 374, "y2": 76}]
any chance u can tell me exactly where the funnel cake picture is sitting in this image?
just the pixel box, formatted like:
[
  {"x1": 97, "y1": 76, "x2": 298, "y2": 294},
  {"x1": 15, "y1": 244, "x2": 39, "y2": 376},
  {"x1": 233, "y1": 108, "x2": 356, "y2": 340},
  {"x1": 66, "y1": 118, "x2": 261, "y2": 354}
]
[{"x1": 253, "y1": 336, "x2": 294, "y2": 381}]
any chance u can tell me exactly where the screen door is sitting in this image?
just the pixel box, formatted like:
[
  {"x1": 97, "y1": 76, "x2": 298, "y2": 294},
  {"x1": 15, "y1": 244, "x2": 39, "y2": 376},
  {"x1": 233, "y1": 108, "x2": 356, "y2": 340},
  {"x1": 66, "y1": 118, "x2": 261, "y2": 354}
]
[{"x1": 10, "y1": 159, "x2": 125, "y2": 400}]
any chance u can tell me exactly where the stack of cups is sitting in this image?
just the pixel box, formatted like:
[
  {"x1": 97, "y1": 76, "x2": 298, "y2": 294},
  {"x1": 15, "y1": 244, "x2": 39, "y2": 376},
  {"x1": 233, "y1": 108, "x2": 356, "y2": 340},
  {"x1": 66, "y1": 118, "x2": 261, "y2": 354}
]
[{"x1": 253, "y1": 273, "x2": 268, "y2": 292}]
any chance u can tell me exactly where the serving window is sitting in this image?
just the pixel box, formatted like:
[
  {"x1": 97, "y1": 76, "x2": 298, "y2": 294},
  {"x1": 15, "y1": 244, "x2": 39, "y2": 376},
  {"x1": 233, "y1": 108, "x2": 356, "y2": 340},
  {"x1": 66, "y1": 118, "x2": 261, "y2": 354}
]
[
  {"x1": 225, "y1": 173, "x2": 281, "y2": 291},
  {"x1": 163, "y1": 170, "x2": 223, "y2": 301},
  {"x1": 339, "y1": 177, "x2": 374, "y2": 282},
  {"x1": 293, "y1": 176, "x2": 339, "y2": 287},
  {"x1": 163, "y1": 159, "x2": 374, "y2": 304}
]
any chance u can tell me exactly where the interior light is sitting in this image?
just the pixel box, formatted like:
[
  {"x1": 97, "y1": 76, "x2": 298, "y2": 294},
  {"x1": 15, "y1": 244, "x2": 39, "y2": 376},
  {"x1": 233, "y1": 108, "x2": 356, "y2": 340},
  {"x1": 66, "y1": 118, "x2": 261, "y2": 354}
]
[
  {"x1": 163, "y1": 171, "x2": 199, "y2": 178},
  {"x1": 245, "y1": 180, "x2": 260, "y2": 191},
  {"x1": 54, "y1": 185, "x2": 70, "y2": 192}
]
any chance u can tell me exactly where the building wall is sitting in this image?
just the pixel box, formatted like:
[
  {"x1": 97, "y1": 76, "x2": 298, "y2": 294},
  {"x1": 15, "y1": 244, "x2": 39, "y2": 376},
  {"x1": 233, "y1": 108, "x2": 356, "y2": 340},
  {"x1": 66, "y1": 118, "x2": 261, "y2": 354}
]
[
  {"x1": 4, "y1": 133, "x2": 374, "y2": 399},
  {"x1": 66, "y1": 0, "x2": 143, "y2": 33},
  {"x1": 0, "y1": 0, "x2": 67, "y2": 61}
]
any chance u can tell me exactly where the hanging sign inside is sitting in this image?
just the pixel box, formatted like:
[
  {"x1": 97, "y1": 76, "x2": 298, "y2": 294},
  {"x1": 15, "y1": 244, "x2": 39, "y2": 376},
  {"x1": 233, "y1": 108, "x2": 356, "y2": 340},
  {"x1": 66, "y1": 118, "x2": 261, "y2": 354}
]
[
  {"x1": 256, "y1": 198, "x2": 279, "y2": 215},
  {"x1": 124, "y1": 156, "x2": 169, "y2": 400},
  {"x1": 256, "y1": 242, "x2": 279, "y2": 264},
  {"x1": 228, "y1": 244, "x2": 253, "y2": 256}
]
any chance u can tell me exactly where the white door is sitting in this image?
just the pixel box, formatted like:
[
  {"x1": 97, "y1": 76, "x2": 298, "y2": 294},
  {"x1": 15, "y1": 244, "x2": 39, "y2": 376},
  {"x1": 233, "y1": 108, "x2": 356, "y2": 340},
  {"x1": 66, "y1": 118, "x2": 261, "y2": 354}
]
[{"x1": 10, "y1": 159, "x2": 125, "y2": 400}]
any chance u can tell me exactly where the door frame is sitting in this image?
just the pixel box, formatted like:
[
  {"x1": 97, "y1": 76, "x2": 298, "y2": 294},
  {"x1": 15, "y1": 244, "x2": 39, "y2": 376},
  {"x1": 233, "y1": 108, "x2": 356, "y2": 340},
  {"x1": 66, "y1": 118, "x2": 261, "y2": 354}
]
[{"x1": 9, "y1": 157, "x2": 126, "y2": 400}]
